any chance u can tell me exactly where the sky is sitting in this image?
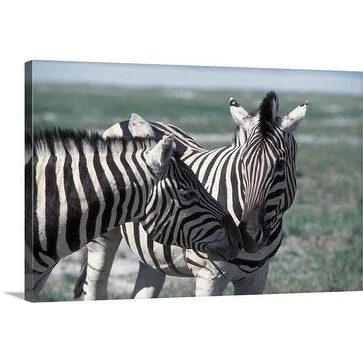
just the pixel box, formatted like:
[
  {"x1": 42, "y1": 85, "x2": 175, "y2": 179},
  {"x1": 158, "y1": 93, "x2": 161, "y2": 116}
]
[{"x1": 31, "y1": 60, "x2": 362, "y2": 95}]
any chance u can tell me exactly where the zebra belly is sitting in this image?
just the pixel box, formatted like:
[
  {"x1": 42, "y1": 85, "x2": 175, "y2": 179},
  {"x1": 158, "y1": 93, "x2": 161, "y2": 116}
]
[{"x1": 121, "y1": 223, "x2": 194, "y2": 277}]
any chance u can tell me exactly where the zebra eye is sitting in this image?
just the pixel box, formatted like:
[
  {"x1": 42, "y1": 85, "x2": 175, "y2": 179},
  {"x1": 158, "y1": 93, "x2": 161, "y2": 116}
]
[
  {"x1": 180, "y1": 189, "x2": 198, "y2": 202},
  {"x1": 275, "y1": 158, "x2": 285, "y2": 170}
]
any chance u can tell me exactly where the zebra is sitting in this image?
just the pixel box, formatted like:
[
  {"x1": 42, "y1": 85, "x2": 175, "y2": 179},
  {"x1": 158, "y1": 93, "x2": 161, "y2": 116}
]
[
  {"x1": 25, "y1": 120, "x2": 243, "y2": 301},
  {"x1": 74, "y1": 91, "x2": 308, "y2": 299}
]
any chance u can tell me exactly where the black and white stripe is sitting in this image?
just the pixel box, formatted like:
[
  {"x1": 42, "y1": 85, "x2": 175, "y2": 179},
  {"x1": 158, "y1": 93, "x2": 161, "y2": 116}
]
[
  {"x1": 74, "y1": 92, "x2": 308, "y2": 298},
  {"x1": 25, "y1": 126, "x2": 241, "y2": 301}
]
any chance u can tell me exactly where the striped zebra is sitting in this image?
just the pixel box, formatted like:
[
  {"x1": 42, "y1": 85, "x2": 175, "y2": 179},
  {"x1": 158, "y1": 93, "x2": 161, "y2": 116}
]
[
  {"x1": 25, "y1": 121, "x2": 242, "y2": 301},
  {"x1": 74, "y1": 91, "x2": 308, "y2": 299}
]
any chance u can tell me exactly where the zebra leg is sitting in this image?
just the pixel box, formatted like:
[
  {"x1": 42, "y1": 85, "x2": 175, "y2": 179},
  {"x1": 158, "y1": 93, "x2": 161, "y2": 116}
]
[
  {"x1": 232, "y1": 262, "x2": 269, "y2": 295},
  {"x1": 83, "y1": 227, "x2": 122, "y2": 300},
  {"x1": 130, "y1": 261, "x2": 166, "y2": 299},
  {"x1": 194, "y1": 262, "x2": 231, "y2": 296}
]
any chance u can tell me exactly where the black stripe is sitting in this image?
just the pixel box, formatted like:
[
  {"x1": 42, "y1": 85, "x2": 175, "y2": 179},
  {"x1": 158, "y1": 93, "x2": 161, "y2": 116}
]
[
  {"x1": 106, "y1": 144, "x2": 126, "y2": 226},
  {"x1": 186, "y1": 216, "x2": 220, "y2": 242},
  {"x1": 153, "y1": 122, "x2": 203, "y2": 153},
  {"x1": 229, "y1": 240, "x2": 281, "y2": 269},
  {"x1": 26, "y1": 154, "x2": 49, "y2": 269},
  {"x1": 231, "y1": 151, "x2": 243, "y2": 220},
  {"x1": 146, "y1": 233, "x2": 163, "y2": 270},
  {"x1": 163, "y1": 245, "x2": 182, "y2": 275},
  {"x1": 268, "y1": 222, "x2": 282, "y2": 245},
  {"x1": 121, "y1": 224, "x2": 130, "y2": 247},
  {"x1": 266, "y1": 188, "x2": 284, "y2": 202},
  {"x1": 272, "y1": 173, "x2": 286, "y2": 185},
  {"x1": 130, "y1": 143, "x2": 149, "y2": 218},
  {"x1": 158, "y1": 220, "x2": 171, "y2": 244},
  {"x1": 25, "y1": 157, "x2": 35, "y2": 270},
  {"x1": 200, "y1": 149, "x2": 226, "y2": 185},
  {"x1": 185, "y1": 257, "x2": 205, "y2": 269},
  {"x1": 212, "y1": 150, "x2": 232, "y2": 208},
  {"x1": 119, "y1": 122, "x2": 133, "y2": 138},
  {"x1": 77, "y1": 144, "x2": 100, "y2": 241},
  {"x1": 25, "y1": 159, "x2": 33, "y2": 250},
  {"x1": 64, "y1": 149, "x2": 82, "y2": 251},
  {"x1": 186, "y1": 150, "x2": 210, "y2": 171},
  {"x1": 147, "y1": 182, "x2": 176, "y2": 241},
  {"x1": 133, "y1": 221, "x2": 146, "y2": 264},
  {"x1": 93, "y1": 148, "x2": 114, "y2": 234},
  {"x1": 126, "y1": 183, "x2": 137, "y2": 221},
  {"x1": 143, "y1": 173, "x2": 176, "y2": 233},
  {"x1": 45, "y1": 154, "x2": 60, "y2": 260},
  {"x1": 204, "y1": 147, "x2": 229, "y2": 191},
  {"x1": 120, "y1": 141, "x2": 139, "y2": 221}
]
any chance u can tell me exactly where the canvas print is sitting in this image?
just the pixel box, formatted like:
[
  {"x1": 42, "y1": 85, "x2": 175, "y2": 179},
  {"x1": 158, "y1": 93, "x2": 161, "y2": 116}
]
[{"x1": 25, "y1": 61, "x2": 362, "y2": 302}]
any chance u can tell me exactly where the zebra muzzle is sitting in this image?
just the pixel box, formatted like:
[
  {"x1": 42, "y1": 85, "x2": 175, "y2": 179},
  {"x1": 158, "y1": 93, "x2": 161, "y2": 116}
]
[
  {"x1": 204, "y1": 214, "x2": 242, "y2": 261},
  {"x1": 238, "y1": 219, "x2": 269, "y2": 254}
]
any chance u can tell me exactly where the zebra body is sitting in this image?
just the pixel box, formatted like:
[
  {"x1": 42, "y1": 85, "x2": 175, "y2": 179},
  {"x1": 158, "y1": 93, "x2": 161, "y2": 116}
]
[
  {"x1": 75, "y1": 92, "x2": 307, "y2": 299},
  {"x1": 25, "y1": 122, "x2": 241, "y2": 301}
]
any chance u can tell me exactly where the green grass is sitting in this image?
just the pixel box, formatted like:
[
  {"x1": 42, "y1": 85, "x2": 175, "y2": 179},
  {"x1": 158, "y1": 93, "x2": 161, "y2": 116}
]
[
  {"x1": 32, "y1": 84, "x2": 362, "y2": 300},
  {"x1": 265, "y1": 141, "x2": 362, "y2": 294}
]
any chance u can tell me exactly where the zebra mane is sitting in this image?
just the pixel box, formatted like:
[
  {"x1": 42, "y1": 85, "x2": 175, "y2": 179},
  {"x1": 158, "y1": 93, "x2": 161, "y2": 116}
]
[
  {"x1": 259, "y1": 91, "x2": 279, "y2": 136},
  {"x1": 26, "y1": 127, "x2": 156, "y2": 155}
]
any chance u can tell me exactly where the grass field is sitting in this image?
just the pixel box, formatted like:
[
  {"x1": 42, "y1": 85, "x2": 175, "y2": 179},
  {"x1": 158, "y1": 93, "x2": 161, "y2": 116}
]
[{"x1": 31, "y1": 84, "x2": 362, "y2": 301}]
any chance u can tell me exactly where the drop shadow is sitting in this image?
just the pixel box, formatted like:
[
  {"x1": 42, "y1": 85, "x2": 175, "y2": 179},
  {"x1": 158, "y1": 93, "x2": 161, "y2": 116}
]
[{"x1": 4, "y1": 292, "x2": 24, "y2": 300}]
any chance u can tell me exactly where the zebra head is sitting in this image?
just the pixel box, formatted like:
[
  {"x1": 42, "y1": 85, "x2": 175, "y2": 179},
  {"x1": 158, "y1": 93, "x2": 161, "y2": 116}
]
[
  {"x1": 105, "y1": 115, "x2": 243, "y2": 261},
  {"x1": 234, "y1": 91, "x2": 307, "y2": 253}
]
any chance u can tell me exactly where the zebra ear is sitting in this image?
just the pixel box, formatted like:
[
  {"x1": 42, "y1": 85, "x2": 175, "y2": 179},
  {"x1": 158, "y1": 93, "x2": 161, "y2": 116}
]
[
  {"x1": 129, "y1": 113, "x2": 155, "y2": 138},
  {"x1": 102, "y1": 123, "x2": 124, "y2": 138},
  {"x1": 146, "y1": 134, "x2": 176, "y2": 174},
  {"x1": 229, "y1": 97, "x2": 259, "y2": 144},
  {"x1": 229, "y1": 97, "x2": 249, "y2": 124},
  {"x1": 279, "y1": 101, "x2": 308, "y2": 133}
]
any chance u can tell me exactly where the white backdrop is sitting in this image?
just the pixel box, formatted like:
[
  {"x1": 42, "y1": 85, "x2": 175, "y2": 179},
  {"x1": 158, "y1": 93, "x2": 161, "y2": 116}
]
[{"x1": 1, "y1": 1, "x2": 362, "y2": 362}]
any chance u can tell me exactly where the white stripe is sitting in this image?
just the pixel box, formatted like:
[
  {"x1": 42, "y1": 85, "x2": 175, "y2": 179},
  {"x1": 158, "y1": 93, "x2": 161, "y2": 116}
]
[
  {"x1": 225, "y1": 148, "x2": 241, "y2": 224},
  {"x1": 128, "y1": 149, "x2": 147, "y2": 220},
  {"x1": 204, "y1": 147, "x2": 232, "y2": 197},
  {"x1": 35, "y1": 147, "x2": 51, "y2": 251},
  {"x1": 98, "y1": 145, "x2": 118, "y2": 232},
  {"x1": 182, "y1": 149, "x2": 208, "y2": 170},
  {"x1": 53, "y1": 142, "x2": 70, "y2": 258},
  {"x1": 110, "y1": 142, "x2": 132, "y2": 225},
  {"x1": 68, "y1": 140, "x2": 89, "y2": 248},
  {"x1": 83, "y1": 141, "x2": 105, "y2": 239}
]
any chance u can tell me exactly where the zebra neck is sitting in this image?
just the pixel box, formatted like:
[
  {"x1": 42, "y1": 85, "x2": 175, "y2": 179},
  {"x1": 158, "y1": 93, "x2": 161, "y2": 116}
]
[
  {"x1": 231, "y1": 219, "x2": 283, "y2": 272},
  {"x1": 72, "y1": 144, "x2": 153, "y2": 235},
  {"x1": 181, "y1": 145, "x2": 245, "y2": 223}
]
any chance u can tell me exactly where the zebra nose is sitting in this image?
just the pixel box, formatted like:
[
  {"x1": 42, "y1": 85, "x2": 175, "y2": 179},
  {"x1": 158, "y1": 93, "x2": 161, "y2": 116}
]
[
  {"x1": 203, "y1": 214, "x2": 242, "y2": 261},
  {"x1": 238, "y1": 220, "x2": 263, "y2": 253}
]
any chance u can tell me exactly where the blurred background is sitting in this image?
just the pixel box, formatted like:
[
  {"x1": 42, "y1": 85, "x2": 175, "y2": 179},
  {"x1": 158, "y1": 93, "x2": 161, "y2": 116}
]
[{"x1": 29, "y1": 60, "x2": 362, "y2": 301}]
